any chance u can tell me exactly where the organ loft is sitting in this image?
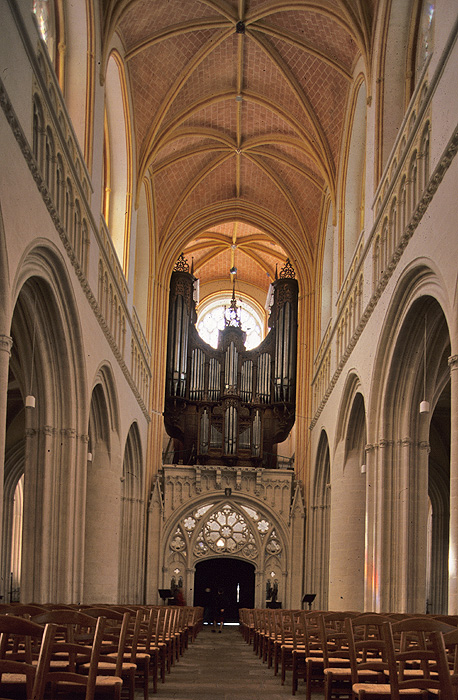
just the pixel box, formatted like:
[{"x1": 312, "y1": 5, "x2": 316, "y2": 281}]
[{"x1": 164, "y1": 256, "x2": 298, "y2": 468}]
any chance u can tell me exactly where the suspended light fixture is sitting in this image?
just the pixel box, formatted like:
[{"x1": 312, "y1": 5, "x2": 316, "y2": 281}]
[
  {"x1": 420, "y1": 314, "x2": 430, "y2": 414},
  {"x1": 26, "y1": 291, "x2": 37, "y2": 409}
]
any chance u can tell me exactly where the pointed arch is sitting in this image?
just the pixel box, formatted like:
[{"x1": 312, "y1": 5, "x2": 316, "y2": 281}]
[
  {"x1": 104, "y1": 50, "x2": 134, "y2": 274},
  {"x1": 309, "y1": 429, "x2": 331, "y2": 610},
  {"x1": 84, "y1": 363, "x2": 121, "y2": 603},
  {"x1": 118, "y1": 422, "x2": 145, "y2": 603}
]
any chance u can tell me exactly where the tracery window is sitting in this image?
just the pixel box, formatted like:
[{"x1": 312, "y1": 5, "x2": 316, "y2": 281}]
[
  {"x1": 415, "y1": 1, "x2": 435, "y2": 82},
  {"x1": 197, "y1": 296, "x2": 264, "y2": 350},
  {"x1": 33, "y1": 0, "x2": 56, "y2": 63},
  {"x1": 171, "y1": 501, "x2": 281, "y2": 562},
  {"x1": 203, "y1": 505, "x2": 249, "y2": 553}
]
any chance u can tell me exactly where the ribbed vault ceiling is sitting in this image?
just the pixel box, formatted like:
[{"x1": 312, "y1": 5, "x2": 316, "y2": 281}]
[{"x1": 102, "y1": 0, "x2": 375, "y2": 295}]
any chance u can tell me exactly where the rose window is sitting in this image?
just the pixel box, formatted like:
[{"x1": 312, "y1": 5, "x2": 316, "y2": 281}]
[{"x1": 203, "y1": 504, "x2": 249, "y2": 553}]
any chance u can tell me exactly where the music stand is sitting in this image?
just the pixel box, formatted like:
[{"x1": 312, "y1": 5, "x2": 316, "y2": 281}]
[
  {"x1": 302, "y1": 593, "x2": 316, "y2": 610},
  {"x1": 158, "y1": 589, "x2": 172, "y2": 605}
]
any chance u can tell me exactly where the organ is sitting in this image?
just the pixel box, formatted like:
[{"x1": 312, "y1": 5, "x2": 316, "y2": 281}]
[{"x1": 164, "y1": 255, "x2": 298, "y2": 468}]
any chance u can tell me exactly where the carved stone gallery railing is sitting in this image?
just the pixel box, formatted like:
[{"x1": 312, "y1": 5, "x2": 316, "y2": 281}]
[
  {"x1": 32, "y1": 51, "x2": 92, "y2": 276},
  {"x1": 309, "y1": 54, "x2": 456, "y2": 429},
  {"x1": 0, "y1": 5, "x2": 152, "y2": 416},
  {"x1": 98, "y1": 218, "x2": 127, "y2": 358},
  {"x1": 371, "y1": 73, "x2": 431, "y2": 293},
  {"x1": 335, "y1": 240, "x2": 364, "y2": 366},
  {"x1": 131, "y1": 308, "x2": 151, "y2": 407}
]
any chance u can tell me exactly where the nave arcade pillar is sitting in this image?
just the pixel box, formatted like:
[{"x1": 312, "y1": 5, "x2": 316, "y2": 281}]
[
  {"x1": 448, "y1": 355, "x2": 458, "y2": 612},
  {"x1": 0, "y1": 335, "x2": 13, "y2": 540}
]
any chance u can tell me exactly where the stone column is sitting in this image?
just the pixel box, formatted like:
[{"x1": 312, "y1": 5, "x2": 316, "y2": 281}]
[
  {"x1": 448, "y1": 355, "x2": 458, "y2": 613},
  {"x1": 0, "y1": 335, "x2": 13, "y2": 566},
  {"x1": 289, "y1": 484, "x2": 305, "y2": 609},
  {"x1": 145, "y1": 479, "x2": 163, "y2": 604},
  {"x1": 364, "y1": 443, "x2": 378, "y2": 610}
]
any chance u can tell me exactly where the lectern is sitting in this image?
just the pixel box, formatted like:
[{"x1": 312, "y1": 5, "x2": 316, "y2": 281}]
[
  {"x1": 158, "y1": 589, "x2": 172, "y2": 605},
  {"x1": 302, "y1": 593, "x2": 316, "y2": 610}
]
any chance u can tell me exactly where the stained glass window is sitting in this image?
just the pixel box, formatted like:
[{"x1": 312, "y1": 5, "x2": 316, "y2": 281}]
[
  {"x1": 33, "y1": 0, "x2": 56, "y2": 61},
  {"x1": 197, "y1": 296, "x2": 264, "y2": 350},
  {"x1": 415, "y1": 1, "x2": 435, "y2": 81}
]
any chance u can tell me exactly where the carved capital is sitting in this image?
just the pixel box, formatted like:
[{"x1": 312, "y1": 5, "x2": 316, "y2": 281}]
[
  {"x1": 61, "y1": 428, "x2": 76, "y2": 439},
  {"x1": 419, "y1": 440, "x2": 431, "y2": 453},
  {"x1": 0, "y1": 335, "x2": 13, "y2": 354},
  {"x1": 448, "y1": 355, "x2": 458, "y2": 371}
]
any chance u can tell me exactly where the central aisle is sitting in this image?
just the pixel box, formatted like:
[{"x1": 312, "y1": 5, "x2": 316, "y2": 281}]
[{"x1": 142, "y1": 624, "x2": 309, "y2": 699}]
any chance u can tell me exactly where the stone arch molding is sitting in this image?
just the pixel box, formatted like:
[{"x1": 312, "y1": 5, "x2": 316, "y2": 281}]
[
  {"x1": 160, "y1": 483, "x2": 292, "y2": 608},
  {"x1": 166, "y1": 498, "x2": 287, "y2": 605}
]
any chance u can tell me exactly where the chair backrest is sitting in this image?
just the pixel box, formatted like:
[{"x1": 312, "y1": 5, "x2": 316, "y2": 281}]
[
  {"x1": 81, "y1": 607, "x2": 131, "y2": 676},
  {"x1": 0, "y1": 614, "x2": 58, "y2": 700},
  {"x1": 319, "y1": 611, "x2": 356, "y2": 667},
  {"x1": 437, "y1": 626, "x2": 458, "y2": 676},
  {"x1": 31, "y1": 609, "x2": 101, "y2": 646},
  {"x1": 280, "y1": 610, "x2": 295, "y2": 645},
  {"x1": 2, "y1": 604, "x2": 48, "y2": 617},
  {"x1": 42, "y1": 615, "x2": 106, "y2": 700},
  {"x1": 345, "y1": 613, "x2": 392, "y2": 683},
  {"x1": 291, "y1": 610, "x2": 307, "y2": 649},
  {"x1": 382, "y1": 617, "x2": 456, "y2": 700}
]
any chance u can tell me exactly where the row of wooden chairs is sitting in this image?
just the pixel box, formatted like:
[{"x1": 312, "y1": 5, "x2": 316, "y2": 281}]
[
  {"x1": 239, "y1": 607, "x2": 458, "y2": 699},
  {"x1": 0, "y1": 602, "x2": 203, "y2": 700}
]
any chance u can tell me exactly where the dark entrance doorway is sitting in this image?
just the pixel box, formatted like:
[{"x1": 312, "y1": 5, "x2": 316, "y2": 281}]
[{"x1": 193, "y1": 558, "x2": 255, "y2": 623}]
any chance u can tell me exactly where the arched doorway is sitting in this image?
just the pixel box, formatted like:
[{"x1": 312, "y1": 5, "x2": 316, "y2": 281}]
[{"x1": 193, "y1": 558, "x2": 255, "y2": 622}]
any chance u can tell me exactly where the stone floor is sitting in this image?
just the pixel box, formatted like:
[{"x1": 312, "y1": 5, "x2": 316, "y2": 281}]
[{"x1": 137, "y1": 624, "x2": 318, "y2": 699}]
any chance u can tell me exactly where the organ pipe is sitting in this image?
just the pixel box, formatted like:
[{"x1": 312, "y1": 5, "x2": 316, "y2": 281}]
[{"x1": 164, "y1": 256, "x2": 298, "y2": 467}]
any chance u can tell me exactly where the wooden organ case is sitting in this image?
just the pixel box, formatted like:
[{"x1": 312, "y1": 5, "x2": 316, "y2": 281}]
[{"x1": 164, "y1": 257, "x2": 298, "y2": 468}]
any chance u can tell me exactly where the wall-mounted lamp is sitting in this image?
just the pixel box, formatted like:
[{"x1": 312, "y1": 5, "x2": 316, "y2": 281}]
[
  {"x1": 360, "y1": 464, "x2": 366, "y2": 474},
  {"x1": 25, "y1": 395, "x2": 36, "y2": 408},
  {"x1": 87, "y1": 452, "x2": 93, "y2": 462}
]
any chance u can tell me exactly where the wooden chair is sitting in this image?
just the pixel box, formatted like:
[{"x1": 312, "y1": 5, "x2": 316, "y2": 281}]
[
  {"x1": 0, "y1": 615, "x2": 57, "y2": 700},
  {"x1": 383, "y1": 617, "x2": 456, "y2": 700},
  {"x1": 343, "y1": 613, "x2": 393, "y2": 700},
  {"x1": 144, "y1": 607, "x2": 167, "y2": 684},
  {"x1": 155, "y1": 606, "x2": 176, "y2": 674},
  {"x1": 42, "y1": 615, "x2": 112, "y2": 700},
  {"x1": 251, "y1": 609, "x2": 263, "y2": 656},
  {"x1": 350, "y1": 616, "x2": 455, "y2": 700},
  {"x1": 291, "y1": 611, "x2": 326, "y2": 698},
  {"x1": 255, "y1": 608, "x2": 268, "y2": 661},
  {"x1": 239, "y1": 608, "x2": 255, "y2": 645},
  {"x1": 319, "y1": 611, "x2": 359, "y2": 700},
  {"x1": 31, "y1": 609, "x2": 127, "y2": 699},
  {"x1": 263, "y1": 608, "x2": 281, "y2": 670},
  {"x1": 79, "y1": 608, "x2": 134, "y2": 700},
  {"x1": 122, "y1": 609, "x2": 152, "y2": 700},
  {"x1": 279, "y1": 609, "x2": 298, "y2": 685},
  {"x1": 434, "y1": 626, "x2": 458, "y2": 698}
]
